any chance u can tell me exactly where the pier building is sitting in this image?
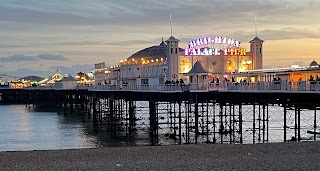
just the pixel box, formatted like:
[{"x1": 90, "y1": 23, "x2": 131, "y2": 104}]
[{"x1": 105, "y1": 35, "x2": 264, "y2": 85}]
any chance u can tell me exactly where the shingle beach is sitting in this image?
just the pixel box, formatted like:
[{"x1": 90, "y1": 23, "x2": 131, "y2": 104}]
[{"x1": 1, "y1": 142, "x2": 320, "y2": 171}]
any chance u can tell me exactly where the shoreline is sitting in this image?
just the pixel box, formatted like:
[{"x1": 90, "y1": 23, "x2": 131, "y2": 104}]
[{"x1": 1, "y1": 141, "x2": 320, "y2": 170}]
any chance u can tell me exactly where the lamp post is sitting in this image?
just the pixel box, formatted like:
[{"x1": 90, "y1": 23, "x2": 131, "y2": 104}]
[
  {"x1": 242, "y1": 60, "x2": 252, "y2": 81},
  {"x1": 162, "y1": 66, "x2": 168, "y2": 82}
]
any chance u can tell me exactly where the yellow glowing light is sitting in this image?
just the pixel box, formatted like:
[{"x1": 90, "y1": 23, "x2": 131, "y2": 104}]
[
  {"x1": 132, "y1": 58, "x2": 135, "y2": 61},
  {"x1": 141, "y1": 58, "x2": 144, "y2": 61},
  {"x1": 161, "y1": 58, "x2": 163, "y2": 61},
  {"x1": 147, "y1": 60, "x2": 150, "y2": 63},
  {"x1": 151, "y1": 59, "x2": 154, "y2": 62},
  {"x1": 156, "y1": 59, "x2": 158, "y2": 62},
  {"x1": 120, "y1": 60, "x2": 124, "y2": 63},
  {"x1": 125, "y1": 59, "x2": 127, "y2": 61},
  {"x1": 228, "y1": 67, "x2": 232, "y2": 70},
  {"x1": 183, "y1": 67, "x2": 190, "y2": 73}
]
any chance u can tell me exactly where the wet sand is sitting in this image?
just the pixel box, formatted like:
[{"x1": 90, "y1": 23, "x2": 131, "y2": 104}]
[{"x1": 1, "y1": 142, "x2": 320, "y2": 171}]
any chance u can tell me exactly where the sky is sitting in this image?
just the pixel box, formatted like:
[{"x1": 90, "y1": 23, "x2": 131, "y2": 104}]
[{"x1": 0, "y1": 0, "x2": 320, "y2": 78}]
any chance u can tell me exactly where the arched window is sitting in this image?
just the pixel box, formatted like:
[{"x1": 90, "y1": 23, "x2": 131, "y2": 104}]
[
  {"x1": 225, "y1": 58, "x2": 236, "y2": 72},
  {"x1": 180, "y1": 58, "x2": 190, "y2": 73}
]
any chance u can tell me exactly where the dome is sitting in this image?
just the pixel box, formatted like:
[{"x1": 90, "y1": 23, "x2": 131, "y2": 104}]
[
  {"x1": 128, "y1": 40, "x2": 185, "y2": 59},
  {"x1": 128, "y1": 41, "x2": 167, "y2": 59},
  {"x1": 309, "y1": 60, "x2": 319, "y2": 67}
]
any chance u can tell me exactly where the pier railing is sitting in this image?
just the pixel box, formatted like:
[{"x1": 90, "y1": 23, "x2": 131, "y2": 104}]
[
  {"x1": 79, "y1": 84, "x2": 188, "y2": 92},
  {"x1": 15, "y1": 81, "x2": 320, "y2": 92},
  {"x1": 75, "y1": 81, "x2": 320, "y2": 92}
]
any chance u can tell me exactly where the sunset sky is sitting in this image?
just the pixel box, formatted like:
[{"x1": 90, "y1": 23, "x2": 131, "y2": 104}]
[{"x1": 0, "y1": 0, "x2": 320, "y2": 77}]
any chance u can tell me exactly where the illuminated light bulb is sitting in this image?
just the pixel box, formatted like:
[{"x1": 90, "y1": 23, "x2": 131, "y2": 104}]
[
  {"x1": 151, "y1": 59, "x2": 154, "y2": 62},
  {"x1": 120, "y1": 60, "x2": 124, "y2": 63},
  {"x1": 156, "y1": 59, "x2": 158, "y2": 62},
  {"x1": 125, "y1": 59, "x2": 127, "y2": 61},
  {"x1": 161, "y1": 58, "x2": 163, "y2": 61},
  {"x1": 132, "y1": 58, "x2": 135, "y2": 61},
  {"x1": 141, "y1": 58, "x2": 144, "y2": 61}
]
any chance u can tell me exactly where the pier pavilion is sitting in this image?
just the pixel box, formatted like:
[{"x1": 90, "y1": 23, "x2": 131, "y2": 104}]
[{"x1": 104, "y1": 35, "x2": 264, "y2": 86}]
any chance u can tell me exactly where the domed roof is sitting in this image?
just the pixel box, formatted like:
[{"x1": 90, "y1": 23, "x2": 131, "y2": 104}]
[
  {"x1": 128, "y1": 39, "x2": 185, "y2": 59},
  {"x1": 309, "y1": 60, "x2": 319, "y2": 67},
  {"x1": 128, "y1": 41, "x2": 167, "y2": 59}
]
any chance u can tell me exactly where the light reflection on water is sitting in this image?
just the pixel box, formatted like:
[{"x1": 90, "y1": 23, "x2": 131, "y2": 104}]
[
  {"x1": 1, "y1": 104, "x2": 319, "y2": 151},
  {"x1": 0, "y1": 105, "x2": 102, "y2": 151}
]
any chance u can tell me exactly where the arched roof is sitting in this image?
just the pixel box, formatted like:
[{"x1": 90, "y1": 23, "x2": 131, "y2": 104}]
[{"x1": 128, "y1": 40, "x2": 184, "y2": 59}]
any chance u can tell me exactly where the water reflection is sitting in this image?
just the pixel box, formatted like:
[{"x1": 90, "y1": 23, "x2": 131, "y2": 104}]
[
  {"x1": 0, "y1": 105, "x2": 99, "y2": 151},
  {"x1": 0, "y1": 105, "x2": 149, "y2": 151}
]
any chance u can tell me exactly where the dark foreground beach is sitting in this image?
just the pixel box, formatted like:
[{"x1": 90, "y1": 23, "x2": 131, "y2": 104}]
[{"x1": 1, "y1": 142, "x2": 320, "y2": 171}]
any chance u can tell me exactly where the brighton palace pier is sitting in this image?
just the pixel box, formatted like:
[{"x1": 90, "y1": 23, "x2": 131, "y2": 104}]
[
  {"x1": 2, "y1": 35, "x2": 320, "y2": 145},
  {"x1": 92, "y1": 35, "x2": 320, "y2": 92}
]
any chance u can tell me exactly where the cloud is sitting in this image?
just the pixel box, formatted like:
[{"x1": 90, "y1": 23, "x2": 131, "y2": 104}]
[
  {"x1": 112, "y1": 38, "x2": 163, "y2": 46},
  {"x1": 0, "y1": 55, "x2": 37, "y2": 62},
  {"x1": 4, "y1": 63, "x2": 102, "y2": 78},
  {"x1": 3, "y1": 68, "x2": 52, "y2": 78},
  {"x1": 36, "y1": 54, "x2": 67, "y2": 60},
  {"x1": 0, "y1": 0, "x2": 310, "y2": 26},
  {"x1": 0, "y1": 64, "x2": 4, "y2": 67},
  {"x1": 259, "y1": 29, "x2": 320, "y2": 40},
  {"x1": 0, "y1": 54, "x2": 68, "y2": 62}
]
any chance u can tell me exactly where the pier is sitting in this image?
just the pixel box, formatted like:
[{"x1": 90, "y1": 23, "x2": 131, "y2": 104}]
[{"x1": 1, "y1": 81, "x2": 320, "y2": 145}]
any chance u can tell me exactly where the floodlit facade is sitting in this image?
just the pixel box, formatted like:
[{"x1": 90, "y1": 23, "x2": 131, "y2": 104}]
[{"x1": 105, "y1": 35, "x2": 264, "y2": 85}]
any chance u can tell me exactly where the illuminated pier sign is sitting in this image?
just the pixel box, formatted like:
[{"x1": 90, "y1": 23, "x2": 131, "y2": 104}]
[
  {"x1": 188, "y1": 36, "x2": 240, "y2": 49},
  {"x1": 185, "y1": 36, "x2": 246, "y2": 56},
  {"x1": 185, "y1": 48, "x2": 246, "y2": 56}
]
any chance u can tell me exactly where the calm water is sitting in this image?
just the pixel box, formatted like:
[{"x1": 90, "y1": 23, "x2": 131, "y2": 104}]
[
  {"x1": 0, "y1": 104, "x2": 318, "y2": 151},
  {"x1": 0, "y1": 105, "x2": 141, "y2": 152}
]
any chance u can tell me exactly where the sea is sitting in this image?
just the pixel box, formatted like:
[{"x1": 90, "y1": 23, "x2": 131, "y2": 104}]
[
  {"x1": 0, "y1": 104, "x2": 318, "y2": 151},
  {"x1": 0, "y1": 105, "x2": 142, "y2": 152}
]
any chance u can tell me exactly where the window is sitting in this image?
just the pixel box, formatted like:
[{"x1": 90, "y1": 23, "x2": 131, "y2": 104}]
[
  {"x1": 171, "y1": 48, "x2": 173, "y2": 54},
  {"x1": 175, "y1": 48, "x2": 178, "y2": 54}
]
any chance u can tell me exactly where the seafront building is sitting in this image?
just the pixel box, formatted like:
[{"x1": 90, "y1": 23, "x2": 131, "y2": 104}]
[
  {"x1": 101, "y1": 35, "x2": 320, "y2": 86},
  {"x1": 104, "y1": 35, "x2": 264, "y2": 86}
]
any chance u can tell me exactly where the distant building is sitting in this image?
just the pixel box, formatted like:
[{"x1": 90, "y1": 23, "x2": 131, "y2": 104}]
[{"x1": 55, "y1": 76, "x2": 77, "y2": 89}]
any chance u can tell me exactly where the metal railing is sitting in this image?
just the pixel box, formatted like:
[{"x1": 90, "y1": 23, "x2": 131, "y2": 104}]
[
  {"x1": 78, "y1": 81, "x2": 320, "y2": 92},
  {"x1": 5, "y1": 81, "x2": 320, "y2": 93},
  {"x1": 82, "y1": 84, "x2": 188, "y2": 92}
]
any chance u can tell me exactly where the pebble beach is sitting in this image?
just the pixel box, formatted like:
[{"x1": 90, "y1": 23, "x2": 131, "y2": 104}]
[{"x1": 1, "y1": 141, "x2": 320, "y2": 171}]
